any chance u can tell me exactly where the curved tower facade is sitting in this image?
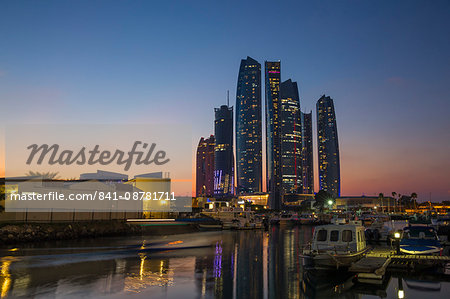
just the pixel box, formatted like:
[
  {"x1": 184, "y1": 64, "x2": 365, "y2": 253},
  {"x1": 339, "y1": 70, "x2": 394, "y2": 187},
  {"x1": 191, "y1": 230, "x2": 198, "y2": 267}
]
[
  {"x1": 236, "y1": 56, "x2": 262, "y2": 194},
  {"x1": 214, "y1": 104, "x2": 234, "y2": 198},
  {"x1": 196, "y1": 135, "x2": 215, "y2": 197},
  {"x1": 279, "y1": 79, "x2": 302, "y2": 194},
  {"x1": 301, "y1": 111, "x2": 314, "y2": 194},
  {"x1": 265, "y1": 61, "x2": 282, "y2": 210},
  {"x1": 316, "y1": 95, "x2": 340, "y2": 197}
]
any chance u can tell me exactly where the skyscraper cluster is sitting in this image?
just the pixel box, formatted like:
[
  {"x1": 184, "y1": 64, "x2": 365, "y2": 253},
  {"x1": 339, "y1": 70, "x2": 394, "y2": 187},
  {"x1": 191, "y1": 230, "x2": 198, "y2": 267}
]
[{"x1": 196, "y1": 56, "x2": 340, "y2": 207}]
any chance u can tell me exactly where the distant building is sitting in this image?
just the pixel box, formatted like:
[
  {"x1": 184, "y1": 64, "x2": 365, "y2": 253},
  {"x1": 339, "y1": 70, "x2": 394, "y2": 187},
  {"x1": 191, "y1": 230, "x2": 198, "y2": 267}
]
[
  {"x1": 336, "y1": 196, "x2": 394, "y2": 210},
  {"x1": 235, "y1": 56, "x2": 262, "y2": 194},
  {"x1": 301, "y1": 111, "x2": 314, "y2": 194},
  {"x1": 196, "y1": 135, "x2": 215, "y2": 197},
  {"x1": 316, "y1": 95, "x2": 340, "y2": 197},
  {"x1": 80, "y1": 170, "x2": 128, "y2": 183},
  {"x1": 129, "y1": 172, "x2": 171, "y2": 214},
  {"x1": 237, "y1": 193, "x2": 269, "y2": 207},
  {"x1": 214, "y1": 104, "x2": 234, "y2": 198},
  {"x1": 279, "y1": 79, "x2": 302, "y2": 195},
  {"x1": 265, "y1": 60, "x2": 282, "y2": 210}
]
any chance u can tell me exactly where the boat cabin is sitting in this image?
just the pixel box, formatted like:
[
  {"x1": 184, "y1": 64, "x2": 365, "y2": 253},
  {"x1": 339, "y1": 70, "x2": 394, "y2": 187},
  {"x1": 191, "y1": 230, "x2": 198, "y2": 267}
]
[
  {"x1": 402, "y1": 226, "x2": 439, "y2": 240},
  {"x1": 311, "y1": 224, "x2": 367, "y2": 253}
]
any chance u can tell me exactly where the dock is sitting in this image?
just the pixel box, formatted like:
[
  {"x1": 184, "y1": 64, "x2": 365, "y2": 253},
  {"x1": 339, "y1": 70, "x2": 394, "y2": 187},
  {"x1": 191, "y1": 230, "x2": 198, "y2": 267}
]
[
  {"x1": 350, "y1": 256, "x2": 391, "y2": 281},
  {"x1": 349, "y1": 248, "x2": 450, "y2": 283}
]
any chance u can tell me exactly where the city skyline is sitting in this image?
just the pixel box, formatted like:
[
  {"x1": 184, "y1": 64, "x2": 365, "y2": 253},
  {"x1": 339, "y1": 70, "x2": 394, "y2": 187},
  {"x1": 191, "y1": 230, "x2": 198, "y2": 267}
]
[{"x1": 1, "y1": 1, "x2": 449, "y2": 202}]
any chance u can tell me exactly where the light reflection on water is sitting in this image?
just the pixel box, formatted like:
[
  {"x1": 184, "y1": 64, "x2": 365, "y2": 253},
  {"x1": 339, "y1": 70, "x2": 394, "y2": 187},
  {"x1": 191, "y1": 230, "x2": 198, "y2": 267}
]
[{"x1": 0, "y1": 227, "x2": 449, "y2": 298}]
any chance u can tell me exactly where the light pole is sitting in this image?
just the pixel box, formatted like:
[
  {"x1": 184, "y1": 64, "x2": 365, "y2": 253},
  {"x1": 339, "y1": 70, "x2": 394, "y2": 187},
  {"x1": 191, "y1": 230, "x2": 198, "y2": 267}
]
[{"x1": 394, "y1": 231, "x2": 401, "y2": 255}]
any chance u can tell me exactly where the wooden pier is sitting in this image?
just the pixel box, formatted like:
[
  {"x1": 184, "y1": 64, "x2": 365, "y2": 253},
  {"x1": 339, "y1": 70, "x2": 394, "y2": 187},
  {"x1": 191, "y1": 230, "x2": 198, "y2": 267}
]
[{"x1": 349, "y1": 248, "x2": 450, "y2": 283}]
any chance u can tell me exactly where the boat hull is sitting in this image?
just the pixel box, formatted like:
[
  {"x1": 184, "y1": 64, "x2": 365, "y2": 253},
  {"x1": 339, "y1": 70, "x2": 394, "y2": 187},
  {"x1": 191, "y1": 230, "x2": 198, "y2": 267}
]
[
  {"x1": 400, "y1": 245, "x2": 442, "y2": 255},
  {"x1": 314, "y1": 250, "x2": 368, "y2": 268},
  {"x1": 198, "y1": 224, "x2": 222, "y2": 230},
  {"x1": 400, "y1": 238, "x2": 442, "y2": 255},
  {"x1": 303, "y1": 247, "x2": 369, "y2": 269}
]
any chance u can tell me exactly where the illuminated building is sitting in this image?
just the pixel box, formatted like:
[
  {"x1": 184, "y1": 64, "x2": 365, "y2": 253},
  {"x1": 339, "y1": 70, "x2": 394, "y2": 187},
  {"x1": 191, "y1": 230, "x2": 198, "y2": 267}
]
[
  {"x1": 265, "y1": 61, "x2": 282, "y2": 210},
  {"x1": 336, "y1": 196, "x2": 395, "y2": 210},
  {"x1": 316, "y1": 95, "x2": 340, "y2": 197},
  {"x1": 214, "y1": 105, "x2": 234, "y2": 198},
  {"x1": 196, "y1": 135, "x2": 215, "y2": 197},
  {"x1": 237, "y1": 193, "x2": 269, "y2": 206},
  {"x1": 235, "y1": 56, "x2": 262, "y2": 194},
  {"x1": 280, "y1": 79, "x2": 302, "y2": 195},
  {"x1": 301, "y1": 111, "x2": 314, "y2": 194}
]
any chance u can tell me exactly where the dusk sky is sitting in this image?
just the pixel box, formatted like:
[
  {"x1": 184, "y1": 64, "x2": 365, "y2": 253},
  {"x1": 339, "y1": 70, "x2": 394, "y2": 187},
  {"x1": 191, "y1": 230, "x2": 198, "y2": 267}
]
[{"x1": 1, "y1": 1, "x2": 449, "y2": 201}]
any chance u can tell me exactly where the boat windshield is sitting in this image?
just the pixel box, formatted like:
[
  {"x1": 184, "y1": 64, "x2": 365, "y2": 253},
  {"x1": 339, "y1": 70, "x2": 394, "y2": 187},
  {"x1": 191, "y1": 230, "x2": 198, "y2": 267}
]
[
  {"x1": 317, "y1": 229, "x2": 327, "y2": 241},
  {"x1": 404, "y1": 227, "x2": 437, "y2": 239},
  {"x1": 342, "y1": 230, "x2": 352, "y2": 242},
  {"x1": 330, "y1": 230, "x2": 339, "y2": 242}
]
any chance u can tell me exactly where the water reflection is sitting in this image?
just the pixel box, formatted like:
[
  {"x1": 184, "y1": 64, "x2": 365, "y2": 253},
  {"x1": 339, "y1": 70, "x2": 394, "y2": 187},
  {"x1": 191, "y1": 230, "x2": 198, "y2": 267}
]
[{"x1": 0, "y1": 227, "x2": 449, "y2": 298}]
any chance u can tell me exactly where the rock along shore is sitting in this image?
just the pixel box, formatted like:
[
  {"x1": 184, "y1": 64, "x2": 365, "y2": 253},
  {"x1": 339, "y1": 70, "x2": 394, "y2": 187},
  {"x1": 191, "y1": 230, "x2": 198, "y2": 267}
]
[{"x1": 0, "y1": 221, "x2": 142, "y2": 245}]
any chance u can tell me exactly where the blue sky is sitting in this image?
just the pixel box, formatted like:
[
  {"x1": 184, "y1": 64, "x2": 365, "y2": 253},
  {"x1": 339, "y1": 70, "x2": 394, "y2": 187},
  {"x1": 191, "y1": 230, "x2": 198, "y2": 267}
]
[{"x1": 1, "y1": 0, "x2": 449, "y2": 200}]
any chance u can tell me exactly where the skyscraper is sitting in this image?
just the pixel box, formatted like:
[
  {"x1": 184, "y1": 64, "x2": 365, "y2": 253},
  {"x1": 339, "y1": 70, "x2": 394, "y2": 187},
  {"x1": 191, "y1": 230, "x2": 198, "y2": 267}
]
[
  {"x1": 265, "y1": 61, "x2": 282, "y2": 209},
  {"x1": 316, "y1": 95, "x2": 340, "y2": 197},
  {"x1": 301, "y1": 111, "x2": 314, "y2": 194},
  {"x1": 214, "y1": 104, "x2": 234, "y2": 198},
  {"x1": 236, "y1": 56, "x2": 262, "y2": 194},
  {"x1": 196, "y1": 135, "x2": 215, "y2": 197},
  {"x1": 279, "y1": 79, "x2": 302, "y2": 194}
]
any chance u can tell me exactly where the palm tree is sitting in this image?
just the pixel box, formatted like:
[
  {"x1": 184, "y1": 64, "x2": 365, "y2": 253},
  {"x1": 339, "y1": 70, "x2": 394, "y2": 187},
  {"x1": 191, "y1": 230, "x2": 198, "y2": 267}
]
[
  {"x1": 378, "y1": 193, "x2": 384, "y2": 213},
  {"x1": 391, "y1": 192, "x2": 396, "y2": 213},
  {"x1": 411, "y1": 192, "x2": 418, "y2": 210},
  {"x1": 25, "y1": 171, "x2": 60, "y2": 180}
]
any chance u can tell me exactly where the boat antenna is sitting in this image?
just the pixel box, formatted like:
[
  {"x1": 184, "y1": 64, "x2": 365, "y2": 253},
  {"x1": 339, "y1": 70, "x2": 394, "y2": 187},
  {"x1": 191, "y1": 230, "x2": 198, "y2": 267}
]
[{"x1": 227, "y1": 90, "x2": 229, "y2": 107}]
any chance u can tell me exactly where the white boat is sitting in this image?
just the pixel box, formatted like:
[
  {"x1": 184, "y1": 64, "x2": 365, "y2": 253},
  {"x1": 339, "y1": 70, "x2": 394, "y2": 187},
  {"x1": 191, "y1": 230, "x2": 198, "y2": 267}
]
[
  {"x1": 198, "y1": 223, "x2": 223, "y2": 230},
  {"x1": 302, "y1": 223, "x2": 369, "y2": 269},
  {"x1": 202, "y1": 207, "x2": 262, "y2": 230}
]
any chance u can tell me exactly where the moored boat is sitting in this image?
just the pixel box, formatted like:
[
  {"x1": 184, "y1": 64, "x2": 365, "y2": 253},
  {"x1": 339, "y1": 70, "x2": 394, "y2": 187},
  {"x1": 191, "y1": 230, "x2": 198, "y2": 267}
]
[
  {"x1": 399, "y1": 226, "x2": 443, "y2": 255},
  {"x1": 302, "y1": 222, "x2": 369, "y2": 269},
  {"x1": 201, "y1": 207, "x2": 263, "y2": 230}
]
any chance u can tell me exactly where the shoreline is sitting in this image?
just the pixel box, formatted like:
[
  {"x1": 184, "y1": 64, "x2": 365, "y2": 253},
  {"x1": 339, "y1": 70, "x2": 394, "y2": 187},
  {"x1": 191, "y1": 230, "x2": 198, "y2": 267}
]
[{"x1": 0, "y1": 221, "x2": 200, "y2": 246}]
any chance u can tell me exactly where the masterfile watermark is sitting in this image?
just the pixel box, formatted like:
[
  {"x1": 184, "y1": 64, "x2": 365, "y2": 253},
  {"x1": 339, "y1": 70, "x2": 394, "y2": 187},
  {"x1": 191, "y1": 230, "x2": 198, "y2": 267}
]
[
  {"x1": 5, "y1": 124, "x2": 193, "y2": 212},
  {"x1": 26, "y1": 141, "x2": 170, "y2": 171}
]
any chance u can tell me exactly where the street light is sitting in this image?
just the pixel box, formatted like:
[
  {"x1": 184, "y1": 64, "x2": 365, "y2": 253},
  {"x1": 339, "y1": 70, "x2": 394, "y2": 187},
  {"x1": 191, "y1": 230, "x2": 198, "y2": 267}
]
[
  {"x1": 327, "y1": 199, "x2": 333, "y2": 206},
  {"x1": 394, "y1": 231, "x2": 401, "y2": 254}
]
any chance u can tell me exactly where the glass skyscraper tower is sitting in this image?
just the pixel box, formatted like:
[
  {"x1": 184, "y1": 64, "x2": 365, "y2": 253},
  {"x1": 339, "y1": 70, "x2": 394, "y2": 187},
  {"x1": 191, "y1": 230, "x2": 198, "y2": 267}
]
[
  {"x1": 196, "y1": 135, "x2": 215, "y2": 197},
  {"x1": 265, "y1": 61, "x2": 282, "y2": 209},
  {"x1": 279, "y1": 79, "x2": 302, "y2": 194},
  {"x1": 301, "y1": 111, "x2": 314, "y2": 194},
  {"x1": 316, "y1": 95, "x2": 340, "y2": 197},
  {"x1": 214, "y1": 104, "x2": 234, "y2": 198},
  {"x1": 236, "y1": 56, "x2": 262, "y2": 194}
]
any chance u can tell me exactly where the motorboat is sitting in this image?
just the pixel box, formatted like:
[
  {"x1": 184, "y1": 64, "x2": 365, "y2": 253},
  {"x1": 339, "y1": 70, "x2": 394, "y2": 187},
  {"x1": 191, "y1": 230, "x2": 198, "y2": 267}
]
[
  {"x1": 400, "y1": 226, "x2": 443, "y2": 255},
  {"x1": 292, "y1": 213, "x2": 317, "y2": 225},
  {"x1": 302, "y1": 222, "x2": 369, "y2": 269},
  {"x1": 201, "y1": 207, "x2": 263, "y2": 230}
]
